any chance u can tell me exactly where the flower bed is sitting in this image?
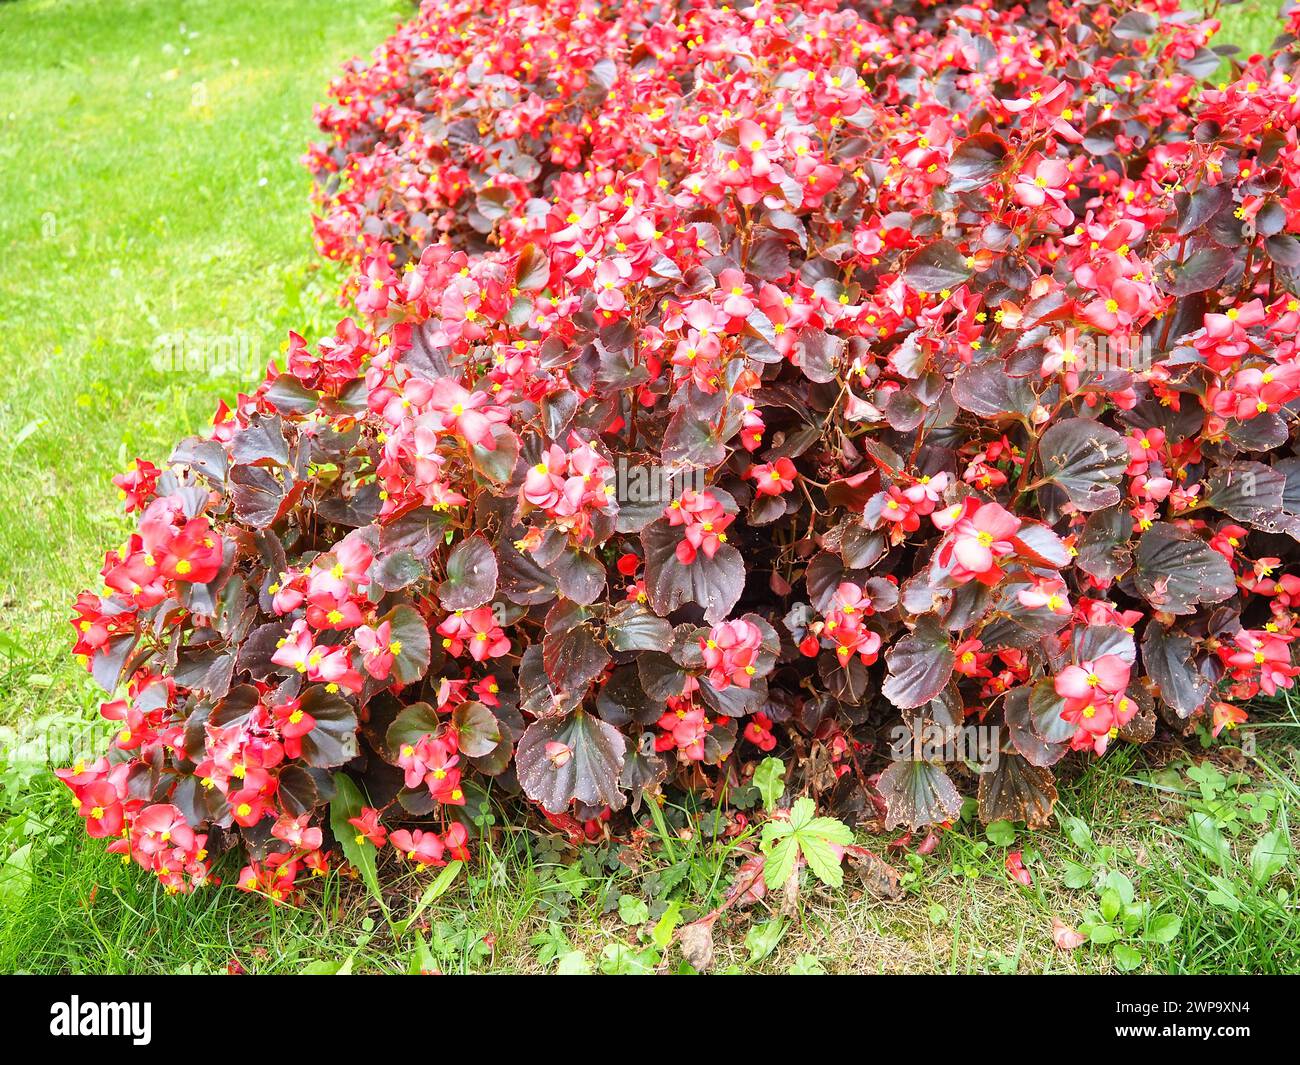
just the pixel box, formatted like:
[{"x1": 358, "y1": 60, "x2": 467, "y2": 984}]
[{"x1": 61, "y1": 0, "x2": 1300, "y2": 898}]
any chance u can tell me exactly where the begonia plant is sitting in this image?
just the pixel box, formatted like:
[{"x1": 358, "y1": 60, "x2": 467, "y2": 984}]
[{"x1": 60, "y1": 0, "x2": 1300, "y2": 899}]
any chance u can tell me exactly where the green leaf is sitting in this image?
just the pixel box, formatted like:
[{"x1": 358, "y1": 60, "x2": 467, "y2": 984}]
[
  {"x1": 786, "y1": 953, "x2": 827, "y2": 975},
  {"x1": 799, "y1": 834, "x2": 844, "y2": 888},
  {"x1": 805, "y1": 815, "x2": 854, "y2": 847},
  {"x1": 556, "y1": 950, "x2": 592, "y2": 975},
  {"x1": 762, "y1": 835, "x2": 799, "y2": 890},
  {"x1": 328, "y1": 772, "x2": 386, "y2": 916},
  {"x1": 744, "y1": 918, "x2": 787, "y2": 962},
  {"x1": 1088, "y1": 923, "x2": 1119, "y2": 945},
  {"x1": 406, "y1": 931, "x2": 438, "y2": 974},
  {"x1": 1112, "y1": 943, "x2": 1144, "y2": 972},
  {"x1": 1144, "y1": 913, "x2": 1182, "y2": 945},
  {"x1": 1104, "y1": 870, "x2": 1135, "y2": 905},
  {"x1": 599, "y1": 942, "x2": 656, "y2": 975},
  {"x1": 301, "y1": 954, "x2": 355, "y2": 975},
  {"x1": 761, "y1": 798, "x2": 852, "y2": 889},
  {"x1": 618, "y1": 895, "x2": 650, "y2": 925},
  {"x1": 985, "y1": 820, "x2": 1017, "y2": 847},
  {"x1": 1100, "y1": 888, "x2": 1122, "y2": 923},
  {"x1": 1063, "y1": 815, "x2": 1094, "y2": 851},
  {"x1": 1206, "y1": 887, "x2": 1241, "y2": 912},
  {"x1": 0, "y1": 843, "x2": 33, "y2": 905},
  {"x1": 788, "y1": 795, "x2": 816, "y2": 830},
  {"x1": 753, "y1": 756, "x2": 787, "y2": 813},
  {"x1": 652, "y1": 900, "x2": 683, "y2": 949},
  {"x1": 1187, "y1": 811, "x2": 1233, "y2": 867},
  {"x1": 1249, "y1": 823, "x2": 1291, "y2": 885},
  {"x1": 1061, "y1": 860, "x2": 1092, "y2": 890}
]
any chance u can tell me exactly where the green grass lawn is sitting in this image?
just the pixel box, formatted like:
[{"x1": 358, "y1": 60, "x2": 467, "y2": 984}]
[
  {"x1": 1218, "y1": 0, "x2": 1291, "y2": 60},
  {"x1": 0, "y1": 0, "x2": 1296, "y2": 974}
]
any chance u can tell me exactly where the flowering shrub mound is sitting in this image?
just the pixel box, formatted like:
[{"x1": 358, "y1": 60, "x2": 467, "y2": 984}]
[{"x1": 61, "y1": 0, "x2": 1300, "y2": 897}]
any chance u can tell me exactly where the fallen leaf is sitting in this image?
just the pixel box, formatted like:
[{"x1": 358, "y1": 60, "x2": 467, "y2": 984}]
[
  {"x1": 846, "y1": 845, "x2": 904, "y2": 900},
  {"x1": 678, "y1": 920, "x2": 715, "y2": 972},
  {"x1": 1052, "y1": 918, "x2": 1086, "y2": 950}
]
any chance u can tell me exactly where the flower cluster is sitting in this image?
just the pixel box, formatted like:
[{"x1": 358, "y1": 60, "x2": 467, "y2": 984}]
[
  {"x1": 60, "y1": 0, "x2": 1300, "y2": 890},
  {"x1": 519, "y1": 438, "x2": 617, "y2": 542},
  {"x1": 56, "y1": 761, "x2": 214, "y2": 894}
]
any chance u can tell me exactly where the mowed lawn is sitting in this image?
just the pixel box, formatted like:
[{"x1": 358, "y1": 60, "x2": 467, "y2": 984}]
[{"x1": 0, "y1": 0, "x2": 1296, "y2": 974}]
